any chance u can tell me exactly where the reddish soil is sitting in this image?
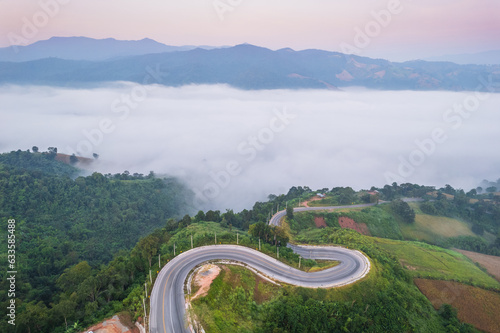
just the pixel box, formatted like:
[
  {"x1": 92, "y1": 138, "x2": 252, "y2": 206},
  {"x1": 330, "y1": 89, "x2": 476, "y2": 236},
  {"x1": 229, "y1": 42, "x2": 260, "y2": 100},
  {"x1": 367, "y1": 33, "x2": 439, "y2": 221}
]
[
  {"x1": 83, "y1": 314, "x2": 140, "y2": 333},
  {"x1": 314, "y1": 216, "x2": 327, "y2": 228},
  {"x1": 415, "y1": 279, "x2": 500, "y2": 333},
  {"x1": 454, "y1": 249, "x2": 500, "y2": 282},
  {"x1": 191, "y1": 264, "x2": 221, "y2": 300},
  {"x1": 338, "y1": 216, "x2": 371, "y2": 236},
  {"x1": 302, "y1": 196, "x2": 323, "y2": 207}
]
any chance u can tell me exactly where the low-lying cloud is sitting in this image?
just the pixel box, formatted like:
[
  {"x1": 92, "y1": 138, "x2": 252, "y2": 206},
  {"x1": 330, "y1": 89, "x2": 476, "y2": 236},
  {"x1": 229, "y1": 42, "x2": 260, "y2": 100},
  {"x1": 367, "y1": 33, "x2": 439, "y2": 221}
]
[{"x1": 1, "y1": 84, "x2": 499, "y2": 211}]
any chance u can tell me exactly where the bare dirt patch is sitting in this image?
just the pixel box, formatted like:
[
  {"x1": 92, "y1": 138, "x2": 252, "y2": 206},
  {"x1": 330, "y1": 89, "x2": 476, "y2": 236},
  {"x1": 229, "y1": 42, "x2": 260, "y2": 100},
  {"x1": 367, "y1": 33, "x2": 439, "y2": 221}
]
[
  {"x1": 454, "y1": 249, "x2": 500, "y2": 282},
  {"x1": 314, "y1": 216, "x2": 327, "y2": 228},
  {"x1": 415, "y1": 279, "x2": 500, "y2": 333},
  {"x1": 83, "y1": 313, "x2": 139, "y2": 333},
  {"x1": 302, "y1": 196, "x2": 323, "y2": 207},
  {"x1": 338, "y1": 216, "x2": 371, "y2": 236},
  {"x1": 191, "y1": 264, "x2": 221, "y2": 301}
]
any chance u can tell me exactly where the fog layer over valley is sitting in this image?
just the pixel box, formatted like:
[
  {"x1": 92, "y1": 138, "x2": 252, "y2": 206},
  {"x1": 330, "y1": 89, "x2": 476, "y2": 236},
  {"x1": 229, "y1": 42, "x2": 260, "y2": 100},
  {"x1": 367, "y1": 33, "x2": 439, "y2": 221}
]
[{"x1": 1, "y1": 84, "x2": 499, "y2": 211}]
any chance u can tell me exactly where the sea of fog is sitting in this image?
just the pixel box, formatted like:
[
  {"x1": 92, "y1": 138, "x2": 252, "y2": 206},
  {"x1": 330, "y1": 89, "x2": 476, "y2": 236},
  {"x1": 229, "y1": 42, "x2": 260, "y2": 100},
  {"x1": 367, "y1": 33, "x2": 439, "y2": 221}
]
[{"x1": 1, "y1": 84, "x2": 499, "y2": 211}]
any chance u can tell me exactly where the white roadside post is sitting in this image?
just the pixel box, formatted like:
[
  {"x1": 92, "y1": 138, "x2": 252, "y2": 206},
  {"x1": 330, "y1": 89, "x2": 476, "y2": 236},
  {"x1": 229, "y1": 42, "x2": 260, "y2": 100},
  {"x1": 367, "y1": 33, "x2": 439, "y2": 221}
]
[{"x1": 142, "y1": 298, "x2": 147, "y2": 330}]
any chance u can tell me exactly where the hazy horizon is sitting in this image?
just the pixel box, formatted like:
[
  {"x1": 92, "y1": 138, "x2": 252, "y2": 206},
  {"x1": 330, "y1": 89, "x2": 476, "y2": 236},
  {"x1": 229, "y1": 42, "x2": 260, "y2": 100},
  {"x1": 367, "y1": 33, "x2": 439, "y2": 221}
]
[
  {"x1": 2, "y1": 0, "x2": 499, "y2": 62},
  {"x1": 1, "y1": 84, "x2": 499, "y2": 211}
]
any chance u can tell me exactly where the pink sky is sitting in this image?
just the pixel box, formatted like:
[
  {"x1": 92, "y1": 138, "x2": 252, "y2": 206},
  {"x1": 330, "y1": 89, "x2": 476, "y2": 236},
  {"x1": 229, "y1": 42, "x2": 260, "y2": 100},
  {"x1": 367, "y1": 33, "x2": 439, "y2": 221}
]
[{"x1": 1, "y1": 0, "x2": 499, "y2": 61}]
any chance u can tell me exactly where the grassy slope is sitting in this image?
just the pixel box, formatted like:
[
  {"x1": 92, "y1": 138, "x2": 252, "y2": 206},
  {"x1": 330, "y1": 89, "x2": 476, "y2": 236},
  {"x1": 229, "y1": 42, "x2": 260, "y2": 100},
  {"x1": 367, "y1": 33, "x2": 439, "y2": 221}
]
[
  {"x1": 396, "y1": 203, "x2": 476, "y2": 244},
  {"x1": 374, "y1": 238, "x2": 500, "y2": 290}
]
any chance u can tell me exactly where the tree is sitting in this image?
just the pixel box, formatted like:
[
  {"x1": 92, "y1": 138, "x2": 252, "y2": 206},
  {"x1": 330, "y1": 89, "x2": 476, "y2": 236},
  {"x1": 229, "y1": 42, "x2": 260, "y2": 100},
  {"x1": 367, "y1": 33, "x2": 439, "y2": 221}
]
[
  {"x1": 390, "y1": 199, "x2": 415, "y2": 223},
  {"x1": 273, "y1": 226, "x2": 289, "y2": 245},
  {"x1": 442, "y1": 184, "x2": 456, "y2": 195},
  {"x1": 52, "y1": 294, "x2": 77, "y2": 330},
  {"x1": 179, "y1": 214, "x2": 191, "y2": 228},
  {"x1": 136, "y1": 235, "x2": 160, "y2": 267},
  {"x1": 32, "y1": 146, "x2": 39, "y2": 153},
  {"x1": 69, "y1": 154, "x2": 78, "y2": 165},
  {"x1": 56, "y1": 261, "x2": 92, "y2": 294},
  {"x1": 92, "y1": 153, "x2": 99, "y2": 159},
  {"x1": 286, "y1": 206, "x2": 294, "y2": 220},
  {"x1": 465, "y1": 189, "x2": 477, "y2": 197},
  {"x1": 194, "y1": 210, "x2": 206, "y2": 222},
  {"x1": 223, "y1": 209, "x2": 238, "y2": 227},
  {"x1": 205, "y1": 210, "x2": 221, "y2": 222},
  {"x1": 166, "y1": 218, "x2": 178, "y2": 231},
  {"x1": 486, "y1": 186, "x2": 497, "y2": 193},
  {"x1": 17, "y1": 301, "x2": 49, "y2": 333}
]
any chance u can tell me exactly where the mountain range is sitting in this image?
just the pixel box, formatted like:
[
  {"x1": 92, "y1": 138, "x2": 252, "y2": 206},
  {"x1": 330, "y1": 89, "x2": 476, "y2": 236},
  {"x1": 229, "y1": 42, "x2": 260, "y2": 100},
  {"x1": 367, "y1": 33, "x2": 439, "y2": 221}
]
[
  {"x1": 426, "y1": 50, "x2": 500, "y2": 65},
  {"x1": 0, "y1": 37, "x2": 499, "y2": 91},
  {"x1": 0, "y1": 36, "x2": 224, "y2": 62}
]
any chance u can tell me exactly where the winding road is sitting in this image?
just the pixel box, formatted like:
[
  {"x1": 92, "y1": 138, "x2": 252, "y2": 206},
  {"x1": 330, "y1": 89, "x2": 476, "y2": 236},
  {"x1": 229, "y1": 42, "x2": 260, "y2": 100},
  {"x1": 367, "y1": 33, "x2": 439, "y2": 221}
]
[
  {"x1": 269, "y1": 203, "x2": 378, "y2": 226},
  {"x1": 149, "y1": 203, "x2": 375, "y2": 333}
]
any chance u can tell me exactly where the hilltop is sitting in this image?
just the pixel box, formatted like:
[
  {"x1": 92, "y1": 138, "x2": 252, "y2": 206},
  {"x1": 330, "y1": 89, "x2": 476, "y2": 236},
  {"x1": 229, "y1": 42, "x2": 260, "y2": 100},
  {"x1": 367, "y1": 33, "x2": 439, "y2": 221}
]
[{"x1": 0, "y1": 37, "x2": 499, "y2": 91}]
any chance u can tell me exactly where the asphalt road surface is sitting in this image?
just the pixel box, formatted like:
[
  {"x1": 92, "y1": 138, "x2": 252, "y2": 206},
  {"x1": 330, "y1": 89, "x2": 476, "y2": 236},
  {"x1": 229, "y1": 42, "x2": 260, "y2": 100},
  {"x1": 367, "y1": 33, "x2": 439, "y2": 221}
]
[{"x1": 149, "y1": 244, "x2": 370, "y2": 333}]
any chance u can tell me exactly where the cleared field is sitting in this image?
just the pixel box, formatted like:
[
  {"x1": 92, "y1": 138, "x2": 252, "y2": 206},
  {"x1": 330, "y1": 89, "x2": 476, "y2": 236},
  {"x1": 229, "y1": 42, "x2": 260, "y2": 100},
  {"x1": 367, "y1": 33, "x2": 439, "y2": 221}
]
[
  {"x1": 415, "y1": 279, "x2": 500, "y2": 333},
  {"x1": 399, "y1": 212, "x2": 474, "y2": 243},
  {"x1": 375, "y1": 238, "x2": 500, "y2": 290},
  {"x1": 455, "y1": 249, "x2": 500, "y2": 282}
]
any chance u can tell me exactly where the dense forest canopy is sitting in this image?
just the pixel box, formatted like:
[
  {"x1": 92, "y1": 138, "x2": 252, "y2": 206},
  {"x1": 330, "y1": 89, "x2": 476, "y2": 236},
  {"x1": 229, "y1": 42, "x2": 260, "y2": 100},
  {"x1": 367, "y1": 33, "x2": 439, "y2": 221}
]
[{"x1": 0, "y1": 149, "x2": 193, "y2": 332}]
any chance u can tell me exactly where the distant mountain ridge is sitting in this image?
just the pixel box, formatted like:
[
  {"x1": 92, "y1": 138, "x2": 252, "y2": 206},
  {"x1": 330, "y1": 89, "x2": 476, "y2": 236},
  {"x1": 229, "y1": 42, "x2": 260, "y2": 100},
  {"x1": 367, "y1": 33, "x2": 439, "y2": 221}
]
[
  {"x1": 426, "y1": 50, "x2": 500, "y2": 65},
  {"x1": 0, "y1": 37, "x2": 499, "y2": 91},
  {"x1": 0, "y1": 36, "x2": 223, "y2": 62}
]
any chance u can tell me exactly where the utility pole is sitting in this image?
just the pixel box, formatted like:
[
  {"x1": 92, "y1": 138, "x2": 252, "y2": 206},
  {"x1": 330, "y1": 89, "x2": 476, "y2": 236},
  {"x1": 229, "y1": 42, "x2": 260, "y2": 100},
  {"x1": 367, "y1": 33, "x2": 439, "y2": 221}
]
[
  {"x1": 149, "y1": 269, "x2": 152, "y2": 284},
  {"x1": 144, "y1": 282, "x2": 147, "y2": 297},
  {"x1": 191, "y1": 234, "x2": 193, "y2": 249},
  {"x1": 142, "y1": 298, "x2": 147, "y2": 331}
]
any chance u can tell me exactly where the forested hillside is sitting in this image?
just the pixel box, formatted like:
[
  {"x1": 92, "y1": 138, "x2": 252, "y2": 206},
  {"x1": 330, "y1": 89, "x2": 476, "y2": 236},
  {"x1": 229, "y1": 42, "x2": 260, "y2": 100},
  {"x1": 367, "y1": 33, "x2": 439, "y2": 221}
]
[{"x1": 0, "y1": 150, "x2": 193, "y2": 332}]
